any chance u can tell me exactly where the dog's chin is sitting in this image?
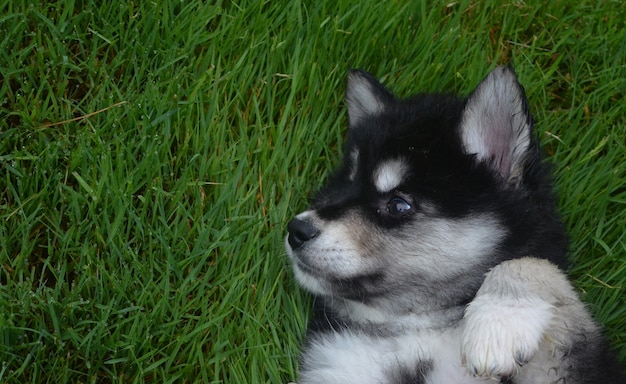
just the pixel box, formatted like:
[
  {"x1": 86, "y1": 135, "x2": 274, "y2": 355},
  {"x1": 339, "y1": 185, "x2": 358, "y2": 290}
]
[
  {"x1": 292, "y1": 263, "x2": 330, "y2": 296},
  {"x1": 285, "y1": 236, "x2": 330, "y2": 295}
]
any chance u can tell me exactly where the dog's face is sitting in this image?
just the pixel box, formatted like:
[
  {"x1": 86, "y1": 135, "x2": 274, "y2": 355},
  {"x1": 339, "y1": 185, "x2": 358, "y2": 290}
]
[{"x1": 286, "y1": 68, "x2": 545, "y2": 309}]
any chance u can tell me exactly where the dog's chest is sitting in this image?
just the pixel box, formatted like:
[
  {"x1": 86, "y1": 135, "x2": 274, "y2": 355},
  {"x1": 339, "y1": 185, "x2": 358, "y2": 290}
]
[{"x1": 300, "y1": 327, "x2": 485, "y2": 384}]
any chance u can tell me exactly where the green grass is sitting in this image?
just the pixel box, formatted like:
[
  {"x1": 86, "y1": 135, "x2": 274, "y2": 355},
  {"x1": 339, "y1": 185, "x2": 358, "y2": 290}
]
[{"x1": 0, "y1": 0, "x2": 624, "y2": 382}]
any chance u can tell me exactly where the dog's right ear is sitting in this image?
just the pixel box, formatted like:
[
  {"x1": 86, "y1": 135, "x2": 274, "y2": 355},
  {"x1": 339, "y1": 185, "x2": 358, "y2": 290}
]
[{"x1": 346, "y1": 70, "x2": 393, "y2": 128}]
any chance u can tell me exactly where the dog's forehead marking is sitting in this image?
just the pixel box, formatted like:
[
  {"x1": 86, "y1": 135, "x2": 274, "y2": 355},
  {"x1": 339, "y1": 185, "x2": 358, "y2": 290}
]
[{"x1": 373, "y1": 158, "x2": 409, "y2": 193}]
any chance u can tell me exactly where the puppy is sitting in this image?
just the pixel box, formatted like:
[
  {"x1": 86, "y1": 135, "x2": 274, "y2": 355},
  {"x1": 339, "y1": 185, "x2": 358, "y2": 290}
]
[{"x1": 285, "y1": 67, "x2": 625, "y2": 383}]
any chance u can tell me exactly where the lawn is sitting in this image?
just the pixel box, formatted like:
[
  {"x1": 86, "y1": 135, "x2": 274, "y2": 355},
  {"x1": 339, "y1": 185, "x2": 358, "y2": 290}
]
[{"x1": 0, "y1": 0, "x2": 625, "y2": 382}]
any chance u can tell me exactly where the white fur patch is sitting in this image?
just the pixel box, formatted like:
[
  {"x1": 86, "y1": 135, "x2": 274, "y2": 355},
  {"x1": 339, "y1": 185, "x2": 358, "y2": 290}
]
[
  {"x1": 462, "y1": 295, "x2": 555, "y2": 379},
  {"x1": 373, "y1": 158, "x2": 408, "y2": 193},
  {"x1": 299, "y1": 328, "x2": 483, "y2": 384}
]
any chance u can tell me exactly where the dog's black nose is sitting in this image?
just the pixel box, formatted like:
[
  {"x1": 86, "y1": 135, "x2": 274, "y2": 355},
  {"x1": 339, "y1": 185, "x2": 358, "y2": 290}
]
[{"x1": 287, "y1": 218, "x2": 318, "y2": 249}]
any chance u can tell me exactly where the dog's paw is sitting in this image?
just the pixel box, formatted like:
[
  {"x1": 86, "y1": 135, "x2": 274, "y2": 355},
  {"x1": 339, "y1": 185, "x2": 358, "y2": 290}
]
[{"x1": 461, "y1": 294, "x2": 554, "y2": 379}]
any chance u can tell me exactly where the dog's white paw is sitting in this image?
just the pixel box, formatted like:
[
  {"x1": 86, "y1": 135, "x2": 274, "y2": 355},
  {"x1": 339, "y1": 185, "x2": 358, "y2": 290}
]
[{"x1": 461, "y1": 294, "x2": 554, "y2": 379}]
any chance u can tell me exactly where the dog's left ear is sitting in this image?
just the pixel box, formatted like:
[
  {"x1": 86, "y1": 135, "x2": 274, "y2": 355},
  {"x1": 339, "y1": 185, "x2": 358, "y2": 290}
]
[
  {"x1": 460, "y1": 66, "x2": 533, "y2": 184},
  {"x1": 346, "y1": 70, "x2": 393, "y2": 128}
]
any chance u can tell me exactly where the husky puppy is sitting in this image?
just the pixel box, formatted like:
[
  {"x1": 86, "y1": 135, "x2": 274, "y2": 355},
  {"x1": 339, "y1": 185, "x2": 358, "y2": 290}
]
[{"x1": 285, "y1": 67, "x2": 625, "y2": 383}]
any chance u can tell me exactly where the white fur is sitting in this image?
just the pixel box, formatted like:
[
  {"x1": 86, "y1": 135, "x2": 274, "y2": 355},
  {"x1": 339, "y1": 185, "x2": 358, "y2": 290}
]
[
  {"x1": 461, "y1": 295, "x2": 555, "y2": 378},
  {"x1": 373, "y1": 158, "x2": 409, "y2": 193},
  {"x1": 300, "y1": 328, "x2": 486, "y2": 384}
]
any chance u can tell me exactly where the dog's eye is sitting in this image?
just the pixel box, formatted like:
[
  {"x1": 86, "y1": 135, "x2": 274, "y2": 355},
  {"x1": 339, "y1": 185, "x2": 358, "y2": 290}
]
[{"x1": 387, "y1": 197, "x2": 412, "y2": 216}]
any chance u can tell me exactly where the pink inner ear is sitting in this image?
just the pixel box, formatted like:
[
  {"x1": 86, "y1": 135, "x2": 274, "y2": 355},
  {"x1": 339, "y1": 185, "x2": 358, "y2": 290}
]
[
  {"x1": 485, "y1": 117, "x2": 513, "y2": 180},
  {"x1": 459, "y1": 67, "x2": 531, "y2": 183}
]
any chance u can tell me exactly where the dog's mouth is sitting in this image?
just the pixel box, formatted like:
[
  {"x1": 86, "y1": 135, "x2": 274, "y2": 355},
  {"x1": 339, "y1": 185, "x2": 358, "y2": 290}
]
[
  {"x1": 294, "y1": 258, "x2": 325, "y2": 278},
  {"x1": 286, "y1": 235, "x2": 328, "y2": 278}
]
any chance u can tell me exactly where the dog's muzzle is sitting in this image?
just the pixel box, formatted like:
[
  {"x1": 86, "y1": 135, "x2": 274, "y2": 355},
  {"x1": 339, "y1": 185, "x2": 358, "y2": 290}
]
[{"x1": 287, "y1": 218, "x2": 319, "y2": 249}]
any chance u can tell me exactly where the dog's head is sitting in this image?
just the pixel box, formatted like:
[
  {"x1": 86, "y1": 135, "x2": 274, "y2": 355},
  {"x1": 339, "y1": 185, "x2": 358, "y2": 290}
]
[{"x1": 286, "y1": 67, "x2": 565, "y2": 310}]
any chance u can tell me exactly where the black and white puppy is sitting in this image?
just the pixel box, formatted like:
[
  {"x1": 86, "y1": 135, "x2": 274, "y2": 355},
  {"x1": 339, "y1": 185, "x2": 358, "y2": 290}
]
[{"x1": 285, "y1": 67, "x2": 625, "y2": 383}]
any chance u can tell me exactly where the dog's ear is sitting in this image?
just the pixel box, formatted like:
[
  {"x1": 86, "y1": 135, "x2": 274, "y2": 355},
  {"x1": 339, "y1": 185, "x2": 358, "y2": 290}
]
[
  {"x1": 346, "y1": 70, "x2": 393, "y2": 128},
  {"x1": 459, "y1": 66, "x2": 534, "y2": 184}
]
